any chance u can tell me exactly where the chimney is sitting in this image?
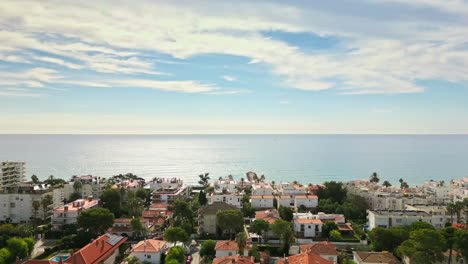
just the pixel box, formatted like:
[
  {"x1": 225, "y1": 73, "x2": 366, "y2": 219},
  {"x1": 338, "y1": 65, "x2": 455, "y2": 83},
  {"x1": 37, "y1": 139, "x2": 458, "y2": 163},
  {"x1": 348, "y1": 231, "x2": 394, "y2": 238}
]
[
  {"x1": 88, "y1": 196, "x2": 93, "y2": 202},
  {"x1": 95, "y1": 239, "x2": 99, "y2": 247},
  {"x1": 101, "y1": 239, "x2": 105, "y2": 251},
  {"x1": 64, "y1": 205, "x2": 68, "y2": 212},
  {"x1": 284, "y1": 257, "x2": 288, "y2": 264}
]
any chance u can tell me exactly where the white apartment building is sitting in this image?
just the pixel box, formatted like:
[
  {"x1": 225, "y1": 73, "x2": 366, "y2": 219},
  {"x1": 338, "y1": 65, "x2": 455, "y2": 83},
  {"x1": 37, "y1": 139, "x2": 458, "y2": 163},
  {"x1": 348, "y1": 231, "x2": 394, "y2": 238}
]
[
  {"x1": 0, "y1": 161, "x2": 25, "y2": 188},
  {"x1": 279, "y1": 182, "x2": 308, "y2": 196},
  {"x1": 0, "y1": 183, "x2": 62, "y2": 223},
  {"x1": 367, "y1": 210, "x2": 432, "y2": 230},
  {"x1": 207, "y1": 192, "x2": 243, "y2": 208},
  {"x1": 250, "y1": 195, "x2": 275, "y2": 208},
  {"x1": 295, "y1": 195, "x2": 318, "y2": 209},
  {"x1": 147, "y1": 178, "x2": 189, "y2": 204},
  {"x1": 252, "y1": 183, "x2": 274, "y2": 196},
  {"x1": 405, "y1": 204, "x2": 455, "y2": 229},
  {"x1": 293, "y1": 212, "x2": 324, "y2": 238},
  {"x1": 213, "y1": 178, "x2": 237, "y2": 193},
  {"x1": 63, "y1": 175, "x2": 105, "y2": 202},
  {"x1": 420, "y1": 180, "x2": 453, "y2": 203},
  {"x1": 52, "y1": 197, "x2": 99, "y2": 229}
]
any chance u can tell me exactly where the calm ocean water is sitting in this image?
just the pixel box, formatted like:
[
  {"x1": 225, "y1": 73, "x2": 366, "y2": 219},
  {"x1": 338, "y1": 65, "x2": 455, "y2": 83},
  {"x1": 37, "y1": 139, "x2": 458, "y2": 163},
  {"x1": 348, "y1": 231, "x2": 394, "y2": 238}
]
[{"x1": 1, "y1": 134, "x2": 467, "y2": 186}]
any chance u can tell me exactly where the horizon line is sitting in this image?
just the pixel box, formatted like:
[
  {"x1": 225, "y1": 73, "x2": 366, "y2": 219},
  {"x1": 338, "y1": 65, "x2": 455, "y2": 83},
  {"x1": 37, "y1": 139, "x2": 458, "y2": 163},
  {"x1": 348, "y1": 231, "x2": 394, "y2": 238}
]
[{"x1": 1, "y1": 133, "x2": 468, "y2": 136}]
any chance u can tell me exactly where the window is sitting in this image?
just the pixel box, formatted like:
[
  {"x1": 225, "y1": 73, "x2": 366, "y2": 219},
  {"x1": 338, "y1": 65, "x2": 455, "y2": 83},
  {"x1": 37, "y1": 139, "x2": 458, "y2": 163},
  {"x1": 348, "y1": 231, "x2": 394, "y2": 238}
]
[
  {"x1": 147, "y1": 255, "x2": 151, "y2": 259},
  {"x1": 228, "y1": 252, "x2": 232, "y2": 256}
]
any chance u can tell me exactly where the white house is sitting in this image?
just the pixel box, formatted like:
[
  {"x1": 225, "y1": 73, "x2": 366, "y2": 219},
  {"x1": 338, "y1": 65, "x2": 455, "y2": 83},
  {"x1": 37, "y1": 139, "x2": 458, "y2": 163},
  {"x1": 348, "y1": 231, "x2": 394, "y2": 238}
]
[
  {"x1": 52, "y1": 197, "x2": 99, "y2": 229},
  {"x1": 215, "y1": 241, "x2": 248, "y2": 258},
  {"x1": 252, "y1": 183, "x2": 274, "y2": 196},
  {"x1": 214, "y1": 178, "x2": 237, "y2": 193},
  {"x1": 278, "y1": 195, "x2": 295, "y2": 208},
  {"x1": 293, "y1": 217, "x2": 323, "y2": 238},
  {"x1": 148, "y1": 178, "x2": 189, "y2": 204},
  {"x1": 279, "y1": 183, "x2": 307, "y2": 195},
  {"x1": 250, "y1": 195, "x2": 275, "y2": 208},
  {"x1": 300, "y1": 242, "x2": 339, "y2": 263},
  {"x1": 368, "y1": 210, "x2": 432, "y2": 230},
  {"x1": 207, "y1": 193, "x2": 243, "y2": 208},
  {"x1": 295, "y1": 195, "x2": 318, "y2": 209},
  {"x1": 129, "y1": 239, "x2": 167, "y2": 264}
]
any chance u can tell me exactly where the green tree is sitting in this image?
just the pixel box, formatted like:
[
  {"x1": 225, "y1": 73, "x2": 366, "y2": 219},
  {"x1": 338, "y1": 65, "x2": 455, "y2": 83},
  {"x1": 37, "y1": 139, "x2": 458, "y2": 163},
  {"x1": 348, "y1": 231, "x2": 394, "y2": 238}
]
[
  {"x1": 278, "y1": 205, "x2": 293, "y2": 222},
  {"x1": 370, "y1": 172, "x2": 380, "y2": 183},
  {"x1": 69, "y1": 192, "x2": 82, "y2": 202},
  {"x1": 271, "y1": 219, "x2": 295, "y2": 254},
  {"x1": 250, "y1": 219, "x2": 269, "y2": 243},
  {"x1": 368, "y1": 226, "x2": 409, "y2": 252},
  {"x1": 198, "y1": 190, "x2": 207, "y2": 206},
  {"x1": 31, "y1": 174, "x2": 40, "y2": 184},
  {"x1": 0, "y1": 248, "x2": 12, "y2": 264},
  {"x1": 249, "y1": 245, "x2": 261, "y2": 262},
  {"x1": 382, "y1": 180, "x2": 392, "y2": 188},
  {"x1": 73, "y1": 181, "x2": 82, "y2": 194},
  {"x1": 77, "y1": 208, "x2": 115, "y2": 235},
  {"x1": 409, "y1": 221, "x2": 434, "y2": 231},
  {"x1": 440, "y1": 226, "x2": 458, "y2": 264},
  {"x1": 131, "y1": 218, "x2": 146, "y2": 239},
  {"x1": 216, "y1": 210, "x2": 243, "y2": 239},
  {"x1": 329, "y1": 230, "x2": 343, "y2": 241},
  {"x1": 198, "y1": 173, "x2": 210, "y2": 188},
  {"x1": 135, "y1": 188, "x2": 151, "y2": 206},
  {"x1": 235, "y1": 232, "x2": 247, "y2": 256},
  {"x1": 316, "y1": 181, "x2": 347, "y2": 203},
  {"x1": 397, "y1": 229, "x2": 446, "y2": 264},
  {"x1": 164, "y1": 227, "x2": 189, "y2": 244},
  {"x1": 165, "y1": 246, "x2": 185, "y2": 264},
  {"x1": 16, "y1": 224, "x2": 34, "y2": 237},
  {"x1": 100, "y1": 188, "x2": 121, "y2": 216},
  {"x1": 199, "y1": 240, "x2": 216, "y2": 259},
  {"x1": 127, "y1": 191, "x2": 144, "y2": 218},
  {"x1": 400, "y1": 181, "x2": 409, "y2": 189},
  {"x1": 6, "y1": 238, "x2": 29, "y2": 258},
  {"x1": 322, "y1": 221, "x2": 338, "y2": 238},
  {"x1": 124, "y1": 256, "x2": 139, "y2": 264},
  {"x1": 455, "y1": 229, "x2": 468, "y2": 263}
]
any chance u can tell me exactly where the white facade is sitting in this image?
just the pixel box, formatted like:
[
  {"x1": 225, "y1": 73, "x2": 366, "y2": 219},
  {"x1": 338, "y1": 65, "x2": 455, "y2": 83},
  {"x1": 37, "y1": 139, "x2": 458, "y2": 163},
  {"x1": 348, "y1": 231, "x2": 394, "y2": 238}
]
[
  {"x1": 368, "y1": 210, "x2": 432, "y2": 230},
  {"x1": 130, "y1": 252, "x2": 163, "y2": 264},
  {"x1": 252, "y1": 183, "x2": 274, "y2": 196},
  {"x1": 278, "y1": 195, "x2": 295, "y2": 208},
  {"x1": 214, "y1": 178, "x2": 237, "y2": 193},
  {"x1": 250, "y1": 195, "x2": 274, "y2": 208},
  {"x1": 0, "y1": 185, "x2": 62, "y2": 223},
  {"x1": 279, "y1": 183, "x2": 308, "y2": 195},
  {"x1": 405, "y1": 204, "x2": 455, "y2": 229},
  {"x1": 148, "y1": 178, "x2": 189, "y2": 204},
  {"x1": 215, "y1": 249, "x2": 249, "y2": 258},
  {"x1": 63, "y1": 181, "x2": 105, "y2": 201},
  {"x1": 295, "y1": 195, "x2": 318, "y2": 209},
  {"x1": 0, "y1": 162, "x2": 25, "y2": 188},
  {"x1": 208, "y1": 193, "x2": 243, "y2": 208},
  {"x1": 293, "y1": 217, "x2": 323, "y2": 238}
]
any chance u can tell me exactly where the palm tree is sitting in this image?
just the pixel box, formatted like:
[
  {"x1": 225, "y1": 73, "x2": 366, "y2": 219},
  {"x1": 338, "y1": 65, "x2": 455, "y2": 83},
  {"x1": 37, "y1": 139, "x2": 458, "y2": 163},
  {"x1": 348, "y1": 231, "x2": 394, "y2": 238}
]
[
  {"x1": 400, "y1": 181, "x2": 409, "y2": 189},
  {"x1": 447, "y1": 203, "x2": 457, "y2": 225},
  {"x1": 260, "y1": 175, "x2": 265, "y2": 182},
  {"x1": 399, "y1": 178, "x2": 404, "y2": 184},
  {"x1": 235, "y1": 232, "x2": 247, "y2": 256},
  {"x1": 382, "y1": 181, "x2": 392, "y2": 188},
  {"x1": 370, "y1": 172, "x2": 380, "y2": 183},
  {"x1": 240, "y1": 178, "x2": 245, "y2": 187},
  {"x1": 41, "y1": 195, "x2": 53, "y2": 220},
  {"x1": 453, "y1": 201, "x2": 464, "y2": 224},
  {"x1": 73, "y1": 181, "x2": 82, "y2": 194},
  {"x1": 198, "y1": 173, "x2": 210, "y2": 187},
  {"x1": 32, "y1": 200, "x2": 41, "y2": 219},
  {"x1": 31, "y1": 175, "x2": 40, "y2": 184}
]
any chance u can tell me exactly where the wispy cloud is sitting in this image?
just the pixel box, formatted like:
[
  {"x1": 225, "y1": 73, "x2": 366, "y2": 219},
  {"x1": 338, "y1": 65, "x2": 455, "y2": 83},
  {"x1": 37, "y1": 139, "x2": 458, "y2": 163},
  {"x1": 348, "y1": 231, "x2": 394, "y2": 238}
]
[
  {"x1": 0, "y1": 90, "x2": 45, "y2": 97},
  {"x1": 279, "y1": 101, "x2": 290, "y2": 104},
  {"x1": 223, "y1": 75, "x2": 237, "y2": 82}
]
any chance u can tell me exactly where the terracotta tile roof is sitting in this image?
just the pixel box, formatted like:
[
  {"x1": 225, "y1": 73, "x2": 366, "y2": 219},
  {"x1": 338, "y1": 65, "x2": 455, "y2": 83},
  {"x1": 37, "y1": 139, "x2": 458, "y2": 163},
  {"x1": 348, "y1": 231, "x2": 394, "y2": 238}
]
[
  {"x1": 199, "y1": 202, "x2": 238, "y2": 215},
  {"x1": 251, "y1": 195, "x2": 275, "y2": 199},
  {"x1": 276, "y1": 253, "x2": 334, "y2": 264},
  {"x1": 53, "y1": 199, "x2": 99, "y2": 212},
  {"x1": 215, "y1": 241, "x2": 248, "y2": 251},
  {"x1": 300, "y1": 242, "x2": 339, "y2": 255},
  {"x1": 295, "y1": 218, "x2": 323, "y2": 224},
  {"x1": 295, "y1": 195, "x2": 318, "y2": 199},
  {"x1": 255, "y1": 210, "x2": 280, "y2": 224},
  {"x1": 63, "y1": 233, "x2": 127, "y2": 264},
  {"x1": 108, "y1": 226, "x2": 132, "y2": 232},
  {"x1": 337, "y1": 223, "x2": 353, "y2": 231},
  {"x1": 131, "y1": 239, "x2": 167, "y2": 253},
  {"x1": 354, "y1": 252, "x2": 401, "y2": 264},
  {"x1": 213, "y1": 255, "x2": 255, "y2": 264},
  {"x1": 114, "y1": 218, "x2": 132, "y2": 223},
  {"x1": 149, "y1": 203, "x2": 170, "y2": 209},
  {"x1": 452, "y1": 224, "x2": 468, "y2": 230},
  {"x1": 279, "y1": 195, "x2": 293, "y2": 199}
]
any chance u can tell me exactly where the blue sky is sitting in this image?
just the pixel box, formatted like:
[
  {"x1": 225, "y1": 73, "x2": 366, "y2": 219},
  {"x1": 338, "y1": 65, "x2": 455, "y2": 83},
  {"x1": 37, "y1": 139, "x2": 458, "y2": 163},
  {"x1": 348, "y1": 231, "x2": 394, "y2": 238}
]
[{"x1": 0, "y1": 0, "x2": 468, "y2": 134}]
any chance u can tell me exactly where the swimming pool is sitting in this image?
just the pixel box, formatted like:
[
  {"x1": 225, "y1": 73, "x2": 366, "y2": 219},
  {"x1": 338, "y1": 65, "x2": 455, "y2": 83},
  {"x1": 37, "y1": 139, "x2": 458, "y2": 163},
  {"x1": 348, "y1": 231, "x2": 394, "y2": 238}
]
[{"x1": 49, "y1": 255, "x2": 69, "y2": 262}]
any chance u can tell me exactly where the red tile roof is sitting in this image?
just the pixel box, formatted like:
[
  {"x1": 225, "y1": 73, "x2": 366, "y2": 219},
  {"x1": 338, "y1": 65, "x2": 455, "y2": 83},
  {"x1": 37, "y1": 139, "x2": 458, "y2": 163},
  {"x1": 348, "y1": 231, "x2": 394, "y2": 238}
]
[
  {"x1": 255, "y1": 210, "x2": 280, "y2": 224},
  {"x1": 23, "y1": 261, "x2": 58, "y2": 264},
  {"x1": 295, "y1": 195, "x2": 318, "y2": 199},
  {"x1": 276, "y1": 253, "x2": 334, "y2": 264},
  {"x1": 337, "y1": 223, "x2": 353, "y2": 231},
  {"x1": 149, "y1": 203, "x2": 170, "y2": 209},
  {"x1": 213, "y1": 255, "x2": 255, "y2": 264},
  {"x1": 452, "y1": 224, "x2": 468, "y2": 230},
  {"x1": 354, "y1": 252, "x2": 401, "y2": 264},
  {"x1": 131, "y1": 239, "x2": 167, "y2": 253},
  {"x1": 115, "y1": 218, "x2": 132, "y2": 223},
  {"x1": 63, "y1": 234, "x2": 127, "y2": 264},
  {"x1": 295, "y1": 218, "x2": 323, "y2": 224},
  {"x1": 300, "y1": 242, "x2": 339, "y2": 256},
  {"x1": 215, "y1": 241, "x2": 248, "y2": 251},
  {"x1": 251, "y1": 195, "x2": 275, "y2": 199}
]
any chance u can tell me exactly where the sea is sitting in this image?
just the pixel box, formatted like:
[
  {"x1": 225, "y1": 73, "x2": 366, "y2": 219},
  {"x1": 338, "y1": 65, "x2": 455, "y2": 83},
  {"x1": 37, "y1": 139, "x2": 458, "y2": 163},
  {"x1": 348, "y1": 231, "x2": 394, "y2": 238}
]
[{"x1": 1, "y1": 134, "x2": 468, "y2": 186}]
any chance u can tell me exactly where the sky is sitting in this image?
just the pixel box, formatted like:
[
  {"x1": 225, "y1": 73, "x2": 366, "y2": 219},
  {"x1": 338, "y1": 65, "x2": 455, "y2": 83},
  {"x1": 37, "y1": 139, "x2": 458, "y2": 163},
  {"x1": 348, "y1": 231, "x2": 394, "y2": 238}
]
[{"x1": 1, "y1": 0, "x2": 468, "y2": 134}]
